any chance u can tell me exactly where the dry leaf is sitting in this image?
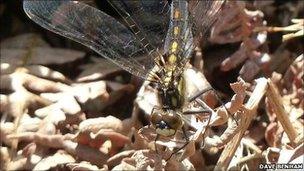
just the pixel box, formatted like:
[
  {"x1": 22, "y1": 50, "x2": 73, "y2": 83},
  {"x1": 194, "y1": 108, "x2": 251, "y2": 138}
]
[
  {"x1": 0, "y1": 147, "x2": 10, "y2": 170},
  {"x1": 79, "y1": 116, "x2": 123, "y2": 134},
  {"x1": 112, "y1": 161, "x2": 136, "y2": 171},
  {"x1": 67, "y1": 162, "x2": 101, "y2": 171},
  {"x1": 107, "y1": 150, "x2": 135, "y2": 168},
  {"x1": 33, "y1": 150, "x2": 75, "y2": 171},
  {"x1": 1, "y1": 47, "x2": 85, "y2": 65},
  {"x1": 0, "y1": 33, "x2": 49, "y2": 49},
  {"x1": 77, "y1": 56, "x2": 123, "y2": 82}
]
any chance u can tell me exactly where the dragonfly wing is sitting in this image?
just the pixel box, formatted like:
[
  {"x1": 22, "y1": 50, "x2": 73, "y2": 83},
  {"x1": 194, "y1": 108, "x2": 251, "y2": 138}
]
[
  {"x1": 189, "y1": 0, "x2": 226, "y2": 42},
  {"x1": 109, "y1": 0, "x2": 170, "y2": 50},
  {"x1": 23, "y1": 0, "x2": 162, "y2": 78}
]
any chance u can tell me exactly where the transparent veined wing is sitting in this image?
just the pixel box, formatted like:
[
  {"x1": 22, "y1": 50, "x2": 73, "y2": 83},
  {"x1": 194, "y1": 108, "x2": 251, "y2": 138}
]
[
  {"x1": 105, "y1": 0, "x2": 225, "y2": 64},
  {"x1": 108, "y1": 0, "x2": 170, "y2": 50},
  {"x1": 23, "y1": 0, "x2": 167, "y2": 79},
  {"x1": 112, "y1": 0, "x2": 226, "y2": 61},
  {"x1": 189, "y1": 0, "x2": 226, "y2": 43},
  {"x1": 180, "y1": 0, "x2": 226, "y2": 63},
  {"x1": 119, "y1": 0, "x2": 195, "y2": 67}
]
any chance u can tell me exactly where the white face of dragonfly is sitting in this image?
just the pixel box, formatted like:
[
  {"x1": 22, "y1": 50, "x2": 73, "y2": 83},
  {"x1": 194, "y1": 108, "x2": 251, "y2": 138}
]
[{"x1": 156, "y1": 127, "x2": 176, "y2": 137}]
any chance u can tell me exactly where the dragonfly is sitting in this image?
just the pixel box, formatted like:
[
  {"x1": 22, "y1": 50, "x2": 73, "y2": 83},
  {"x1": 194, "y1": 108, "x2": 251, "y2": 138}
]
[{"x1": 23, "y1": 0, "x2": 227, "y2": 158}]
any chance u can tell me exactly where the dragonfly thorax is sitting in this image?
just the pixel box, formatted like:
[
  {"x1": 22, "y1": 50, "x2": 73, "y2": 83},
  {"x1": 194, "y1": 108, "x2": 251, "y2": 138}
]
[{"x1": 155, "y1": 63, "x2": 185, "y2": 110}]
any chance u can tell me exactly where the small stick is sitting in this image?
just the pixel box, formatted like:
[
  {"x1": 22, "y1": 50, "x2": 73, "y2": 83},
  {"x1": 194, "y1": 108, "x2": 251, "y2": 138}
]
[
  {"x1": 214, "y1": 78, "x2": 268, "y2": 171},
  {"x1": 266, "y1": 79, "x2": 299, "y2": 146}
]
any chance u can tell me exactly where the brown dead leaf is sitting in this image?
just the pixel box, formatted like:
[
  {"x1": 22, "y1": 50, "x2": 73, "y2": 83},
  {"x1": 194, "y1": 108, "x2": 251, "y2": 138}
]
[
  {"x1": 1, "y1": 89, "x2": 51, "y2": 118},
  {"x1": 112, "y1": 160, "x2": 136, "y2": 170},
  {"x1": 107, "y1": 150, "x2": 135, "y2": 169},
  {"x1": 35, "y1": 94, "x2": 83, "y2": 128},
  {"x1": 75, "y1": 129, "x2": 130, "y2": 155},
  {"x1": 265, "y1": 122, "x2": 283, "y2": 147},
  {"x1": 129, "y1": 127, "x2": 149, "y2": 150},
  {"x1": 189, "y1": 150, "x2": 206, "y2": 170},
  {"x1": 6, "y1": 156, "x2": 30, "y2": 170},
  {"x1": 0, "y1": 63, "x2": 70, "y2": 83},
  {"x1": 96, "y1": 130, "x2": 130, "y2": 148},
  {"x1": 7, "y1": 132, "x2": 74, "y2": 149},
  {"x1": 239, "y1": 58, "x2": 262, "y2": 81},
  {"x1": 210, "y1": 77, "x2": 247, "y2": 126},
  {"x1": 215, "y1": 78, "x2": 268, "y2": 171},
  {"x1": 131, "y1": 149, "x2": 163, "y2": 170},
  {"x1": 76, "y1": 116, "x2": 130, "y2": 156},
  {"x1": 17, "y1": 114, "x2": 41, "y2": 133},
  {"x1": 1, "y1": 63, "x2": 18, "y2": 75},
  {"x1": 0, "y1": 122, "x2": 15, "y2": 146},
  {"x1": 1, "y1": 68, "x2": 70, "y2": 92},
  {"x1": 138, "y1": 126, "x2": 157, "y2": 142},
  {"x1": 1, "y1": 47, "x2": 85, "y2": 65},
  {"x1": 0, "y1": 33, "x2": 49, "y2": 49},
  {"x1": 70, "y1": 80, "x2": 108, "y2": 104},
  {"x1": 77, "y1": 56, "x2": 123, "y2": 82},
  {"x1": 8, "y1": 138, "x2": 109, "y2": 168},
  {"x1": 70, "y1": 142, "x2": 109, "y2": 167},
  {"x1": 182, "y1": 65, "x2": 217, "y2": 106},
  {"x1": 105, "y1": 82, "x2": 135, "y2": 107},
  {"x1": 165, "y1": 158, "x2": 195, "y2": 171},
  {"x1": 208, "y1": 111, "x2": 244, "y2": 149},
  {"x1": 178, "y1": 140, "x2": 196, "y2": 162},
  {"x1": 22, "y1": 142, "x2": 37, "y2": 157},
  {"x1": 70, "y1": 81, "x2": 134, "y2": 113},
  {"x1": 209, "y1": 1, "x2": 269, "y2": 81},
  {"x1": 79, "y1": 116, "x2": 123, "y2": 134},
  {"x1": 0, "y1": 147, "x2": 10, "y2": 170},
  {"x1": 33, "y1": 150, "x2": 75, "y2": 171},
  {"x1": 26, "y1": 65, "x2": 71, "y2": 83},
  {"x1": 67, "y1": 162, "x2": 101, "y2": 171}
]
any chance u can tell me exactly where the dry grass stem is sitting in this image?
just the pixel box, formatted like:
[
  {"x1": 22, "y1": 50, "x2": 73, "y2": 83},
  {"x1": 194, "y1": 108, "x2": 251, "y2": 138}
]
[
  {"x1": 266, "y1": 79, "x2": 300, "y2": 146},
  {"x1": 215, "y1": 77, "x2": 268, "y2": 171},
  {"x1": 254, "y1": 19, "x2": 304, "y2": 41}
]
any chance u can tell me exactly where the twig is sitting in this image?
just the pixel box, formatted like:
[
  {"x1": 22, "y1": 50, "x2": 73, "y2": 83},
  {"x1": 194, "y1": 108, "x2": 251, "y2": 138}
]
[
  {"x1": 266, "y1": 79, "x2": 299, "y2": 146},
  {"x1": 254, "y1": 19, "x2": 303, "y2": 41},
  {"x1": 214, "y1": 77, "x2": 268, "y2": 171}
]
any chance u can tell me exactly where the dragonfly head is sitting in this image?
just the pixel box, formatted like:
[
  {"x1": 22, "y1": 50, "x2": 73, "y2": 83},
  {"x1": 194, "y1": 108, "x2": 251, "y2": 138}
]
[{"x1": 151, "y1": 109, "x2": 183, "y2": 137}]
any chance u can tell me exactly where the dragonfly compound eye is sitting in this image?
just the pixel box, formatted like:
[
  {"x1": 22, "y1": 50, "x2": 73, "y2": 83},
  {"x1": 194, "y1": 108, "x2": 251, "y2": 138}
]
[
  {"x1": 151, "y1": 110, "x2": 182, "y2": 137},
  {"x1": 163, "y1": 113, "x2": 182, "y2": 131}
]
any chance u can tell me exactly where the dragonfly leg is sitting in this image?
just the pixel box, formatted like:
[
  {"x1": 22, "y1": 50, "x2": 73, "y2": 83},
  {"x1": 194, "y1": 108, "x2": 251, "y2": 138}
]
[
  {"x1": 188, "y1": 87, "x2": 238, "y2": 126},
  {"x1": 183, "y1": 108, "x2": 211, "y2": 115},
  {"x1": 154, "y1": 134, "x2": 159, "y2": 154},
  {"x1": 182, "y1": 103, "x2": 212, "y2": 149},
  {"x1": 166, "y1": 126, "x2": 189, "y2": 161},
  {"x1": 151, "y1": 105, "x2": 162, "y2": 154},
  {"x1": 188, "y1": 87, "x2": 213, "y2": 102}
]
